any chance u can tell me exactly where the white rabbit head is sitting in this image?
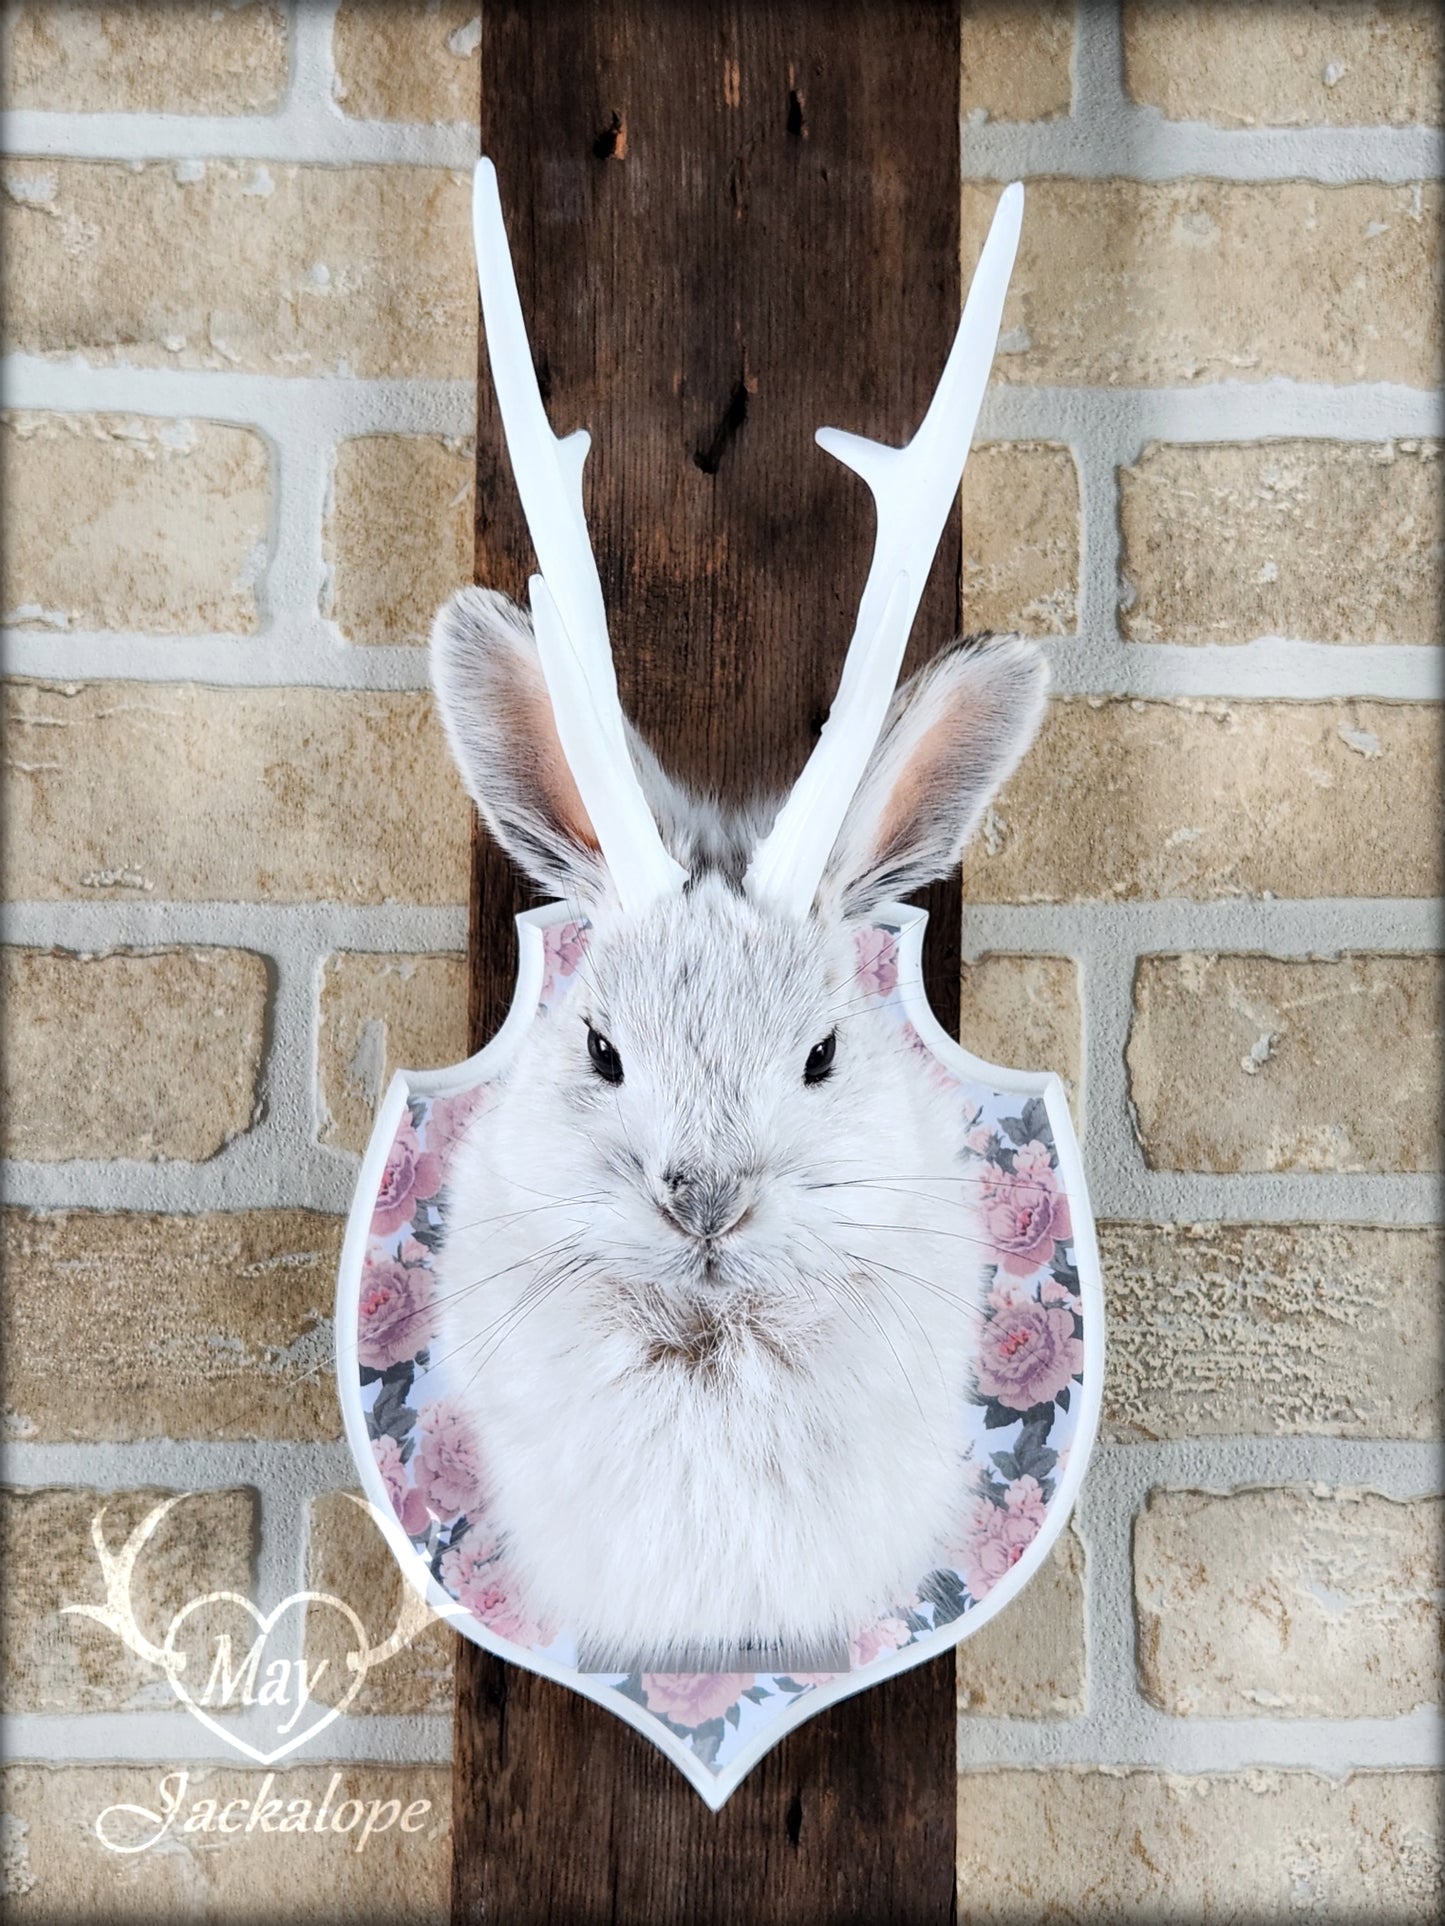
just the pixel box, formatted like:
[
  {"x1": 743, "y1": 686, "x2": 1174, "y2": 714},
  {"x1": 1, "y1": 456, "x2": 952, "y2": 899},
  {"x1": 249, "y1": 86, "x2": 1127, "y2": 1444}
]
[{"x1": 431, "y1": 585, "x2": 1046, "y2": 1313}]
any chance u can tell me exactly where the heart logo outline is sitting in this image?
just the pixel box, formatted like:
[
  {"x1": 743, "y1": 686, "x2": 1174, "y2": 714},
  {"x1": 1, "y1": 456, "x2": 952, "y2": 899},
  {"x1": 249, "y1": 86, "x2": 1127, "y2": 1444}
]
[{"x1": 161, "y1": 1589, "x2": 372, "y2": 1768}]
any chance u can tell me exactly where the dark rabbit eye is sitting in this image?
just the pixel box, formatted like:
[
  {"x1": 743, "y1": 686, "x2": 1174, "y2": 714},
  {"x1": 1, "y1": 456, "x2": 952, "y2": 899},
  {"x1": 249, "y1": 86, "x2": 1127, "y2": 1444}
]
[
  {"x1": 803, "y1": 1031, "x2": 837, "y2": 1085},
  {"x1": 587, "y1": 1025, "x2": 624, "y2": 1085}
]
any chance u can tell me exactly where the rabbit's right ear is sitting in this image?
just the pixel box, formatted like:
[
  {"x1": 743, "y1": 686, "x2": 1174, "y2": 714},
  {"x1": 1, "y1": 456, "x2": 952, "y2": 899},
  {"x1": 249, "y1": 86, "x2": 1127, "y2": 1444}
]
[{"x1": 430, "y1": 587, "x2": 610, "y2": 900}]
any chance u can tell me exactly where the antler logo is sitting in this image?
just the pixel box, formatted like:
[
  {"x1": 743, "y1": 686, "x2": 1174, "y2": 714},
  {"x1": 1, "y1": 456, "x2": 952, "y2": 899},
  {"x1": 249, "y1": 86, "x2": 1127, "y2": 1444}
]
[{"x1": 64, "y1": 1493, "x2": 452, "y2": 1766}]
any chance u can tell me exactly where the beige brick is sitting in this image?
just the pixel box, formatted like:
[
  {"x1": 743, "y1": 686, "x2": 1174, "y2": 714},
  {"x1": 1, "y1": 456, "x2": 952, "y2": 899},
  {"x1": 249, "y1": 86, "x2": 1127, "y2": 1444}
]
[
  {"x1": 326, "y1": 435, "x2": 475, "y2": 647},
  {"x1": 0, "y1": 1763, "x2": 448, "y2": 1921},
  {"x1": 1120, "y1": 440, "x2": 1443, "y2": 647},
  {"x1": 964, "y1": 698, "x2": 1443, "y2": 904},
  {"x1": 2, "y1": 160, "x2": 474, "y2": 379},
  {"x1": 1124, "y1": 1, "x2": 1445, "y2": 129},
  {"x1": 962, "y1": 178, "x2": 1442, "y2": 387},
  {"x1": 1, "y1": 948, "x2": 266, "y2": 1163},
  {"x1": 1101, "y1": 1222, "x2": 1444, "y2": 1442},
  {"x1": 0, "y1": 1, "x2": 288, "y2": 114},
  {"x1": 955, "y1": 1768, "x2": 1442, "y2": 1921},
  {"x1": 333, "y1": 1, "x2": 481, "y2": 124},
  {"x1": 959, "y1": 954, "x2": 1080, "y2": 1117},
  {"x1": 2, "y1": 1487, "x2": 254, "y2": 1713},
  {"x1": 2, "y1": 413, "x2": 268, "y2": 635},
  {"x1": 962, "y1": 442, "x2": 1078, "y2": 636},
  {"x1": 1127, "y1": 952, "x2": 1441, "y2": 1174},
  {"x1": 318, "y1": 953, "x2": 468, "y2": 1153},
  {"x1": 305, "y1": 1494, "x2": 454, "y2": 1714},
  {"x1": 956, "y1": 1527, "x2": 1084, "y2": 1719},
  {"x1": 3, "y1": 681, "x2": 471, "y2": 905},
  {"x1": 1135, "y1": 1487, "x2": 1444, "y2": 1718},
  {"x1": 961, "y1": 1, "x2": 1072, "y2": 123},
  {"x1": 1, "y1": 1210, "x2": 343, "y2": 1443}
]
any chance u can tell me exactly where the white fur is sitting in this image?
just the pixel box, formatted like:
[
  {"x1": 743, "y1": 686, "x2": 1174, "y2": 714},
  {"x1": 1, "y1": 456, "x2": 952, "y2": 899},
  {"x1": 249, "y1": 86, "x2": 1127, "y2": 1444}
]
[{"x1": 429, "y1": 591, "x2": 1048, "y2": 1669}]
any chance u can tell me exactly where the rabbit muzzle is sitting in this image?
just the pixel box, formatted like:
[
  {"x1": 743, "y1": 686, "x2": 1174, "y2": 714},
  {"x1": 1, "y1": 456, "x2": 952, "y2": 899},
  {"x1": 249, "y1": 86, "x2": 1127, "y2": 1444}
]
[{"x1": 656, "y1": 1165, "x2": 758, "y2": 1243}]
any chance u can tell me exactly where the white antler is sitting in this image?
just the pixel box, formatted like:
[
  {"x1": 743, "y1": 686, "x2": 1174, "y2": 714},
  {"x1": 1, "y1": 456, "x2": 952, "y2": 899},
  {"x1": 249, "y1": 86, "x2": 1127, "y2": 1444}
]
[
  {"x1": 472, "y1": 158, "x2": 687, "y2": 913},
  {"x1": 61, "y1": 1496, "x2": 186, "y2": 1672},
  {"x1": 744, "y1": 181, "x2": 1025, "y2": 913}
]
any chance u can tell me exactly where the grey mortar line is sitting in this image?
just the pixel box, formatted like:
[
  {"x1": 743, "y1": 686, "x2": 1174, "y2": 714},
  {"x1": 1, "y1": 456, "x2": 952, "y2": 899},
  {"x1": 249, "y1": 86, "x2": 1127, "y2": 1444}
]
[
  {"x1": 9, "y1": 629, "x2": 1434, "y2": 701},
  {"x1": 1069, "y1": 0, "x2": 1126, "y2": 126},
  {"x1": 979, "y1": 383, "x2": 1442, "y2": 444},
  {"x1": 0, "y1": 1712, "x2": 454, "y2": 1767},
  {"x1": 267, "y1": 422, "x2": 332, "y2": 640},
  {"x1": 1, "y1": 1440, "x2": 359, "y2": 1490},
  {"x1": 8, "y1": 1435, "x2": 1429, "y2": 1508},
  {"x1": 0, "y1": 902, "x2": 468, "y2": 951},
  {"x1": 0, "y1": 114, "x2": 477, "y2": 166},
  {"x1": 0, "y1": 634, "x2": 441, "y2": 691},
  {"x1": 1, "y1": 1142, "x2": 345, "y2": 1217},
  {"x1": 954, "y1": 1704, "x2": 1444, "y2": 1775},
  {"x1": 0, "y1": 359, "x2": 477, "y2": 434},
  {"x1": 959, "y1": 106, "x2": 1443, "y2": 186},
  {"x1": 957, "y1": 899, "x2": 1442, "y2": 951}
]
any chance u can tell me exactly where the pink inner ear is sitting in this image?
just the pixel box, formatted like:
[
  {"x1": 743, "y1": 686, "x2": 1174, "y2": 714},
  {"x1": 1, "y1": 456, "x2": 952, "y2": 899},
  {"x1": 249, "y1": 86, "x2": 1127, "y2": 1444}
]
[
  {"x1": 513, "y1": 676, "x2": 602, "y2": 854},
  {"x1": 872, "y1": 712, "x2": 958, "y2": 864}
]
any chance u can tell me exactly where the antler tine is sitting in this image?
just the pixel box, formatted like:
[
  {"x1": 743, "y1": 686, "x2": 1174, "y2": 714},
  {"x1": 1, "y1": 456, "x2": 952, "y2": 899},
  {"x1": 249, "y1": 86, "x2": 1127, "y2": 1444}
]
[
  {"x1": 472, "y1": 159, "x2": 686, "y2": 912},
  {"x1": 744, "y1": 181, "x2": 1025, "y2": 914}
]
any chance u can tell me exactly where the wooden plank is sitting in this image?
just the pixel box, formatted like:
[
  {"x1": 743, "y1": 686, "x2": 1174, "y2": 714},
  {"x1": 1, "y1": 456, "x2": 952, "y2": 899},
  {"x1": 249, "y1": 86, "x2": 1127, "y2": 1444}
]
[{"x1": 460, "y1": 4, "x2": 963, "y2": 1918}]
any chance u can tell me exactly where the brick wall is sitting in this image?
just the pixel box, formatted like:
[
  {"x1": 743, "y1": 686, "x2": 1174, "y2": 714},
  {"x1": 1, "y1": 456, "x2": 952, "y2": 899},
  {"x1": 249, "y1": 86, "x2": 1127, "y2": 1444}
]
[
  {"x1": 951, "y1": 3, "x2": 1443, "y2": 1918},
  {"x1": 2, "y1": 5, "x2": 474, "y2": 1917},
  {"x1": 1, "y1": 3, "x2": 1440, "y2": 1919}
]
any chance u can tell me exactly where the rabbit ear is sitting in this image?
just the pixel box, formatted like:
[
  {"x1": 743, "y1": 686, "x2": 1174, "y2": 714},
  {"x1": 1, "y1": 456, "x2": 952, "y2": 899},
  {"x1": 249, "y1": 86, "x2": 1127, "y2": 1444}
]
[
  {"x1": 431, "y1": 587, "x2": 698, "y2": 903},
  {"x1": 431, "y1": 587, "x2": 610, "y2": 900},
  {"x1": 820, "y1": 633, "x2": 1048, "y2": 919}
]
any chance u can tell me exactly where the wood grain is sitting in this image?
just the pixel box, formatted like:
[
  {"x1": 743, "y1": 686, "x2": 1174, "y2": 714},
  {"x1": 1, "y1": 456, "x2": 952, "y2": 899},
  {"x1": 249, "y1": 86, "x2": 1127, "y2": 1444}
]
[{"x1": 461, "y1": 4, "x2": 963, "y2": 1917}]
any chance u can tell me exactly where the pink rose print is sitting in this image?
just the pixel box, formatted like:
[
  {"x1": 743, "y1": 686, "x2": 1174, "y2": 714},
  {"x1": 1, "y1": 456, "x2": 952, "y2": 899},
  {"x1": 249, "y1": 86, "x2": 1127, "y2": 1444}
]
[
  {"x1": 641, "y1": 1673, "x2": 757, "y2": 1727},
  {"x1": 540, "y1": 921, "x2": 588, "y2": 1006},
  {"x1": 371, "y1": 1434, "x2": 431, "y2": 1536},
  {"x1": 977, "y1": 1144, "x2": 1072, "y2": 1277},
  {"x1": 371, "y1": 1116, "x2": 444, "y2": 1239},
  {"x1": 975, "y1": 1295, "x2": 1083, "y2": 1412},
  {"x1": 426, "y1": 1085, "x2": 497, "y2": 1169},
  {"x1": 411, "y1": 1398, "x2": 488, "y2": 1521},
  {"x1": 956, "y1": 1476, "x2": 1047, "y2": 1600},
  {"x1": 853, "y1": 926, "x2": 899, "y2": 1000},
  {"x1": 989, "y1": 1270, "x2": 1073, "y2": 1316},
  {"x1": 372, "y1": 1434, "x2": 407, "y2": 1511},
  {"x1": 441, "y1": 1525, "x2": 546, "y2": 1645},
  {"x1": 357, "y1": 1254, "x2": 436, "y2": 1372},
  {"x1": 849, "y1": 1614, "x2": 913, "y2": 1668}
]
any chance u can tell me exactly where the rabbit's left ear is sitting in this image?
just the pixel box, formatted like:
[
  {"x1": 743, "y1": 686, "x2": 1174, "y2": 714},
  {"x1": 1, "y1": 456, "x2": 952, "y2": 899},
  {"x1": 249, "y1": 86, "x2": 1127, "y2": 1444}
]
[{"x1": 820, "y1": 633, "x2": 1048, "y2": 918}]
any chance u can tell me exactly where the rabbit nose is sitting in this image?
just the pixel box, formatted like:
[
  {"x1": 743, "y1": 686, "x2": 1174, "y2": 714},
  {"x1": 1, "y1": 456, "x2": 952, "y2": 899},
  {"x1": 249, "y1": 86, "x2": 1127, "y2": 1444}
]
[{"x1": 658, "y1": 1170, "x2": 754, "y2": 1240}]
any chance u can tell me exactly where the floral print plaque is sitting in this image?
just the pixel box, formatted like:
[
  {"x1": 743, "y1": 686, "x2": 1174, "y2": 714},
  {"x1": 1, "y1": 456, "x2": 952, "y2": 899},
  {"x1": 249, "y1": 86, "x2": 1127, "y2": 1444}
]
[{"x1": 337, "y1": 900, "x2": 1103, "y2": 1808}]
